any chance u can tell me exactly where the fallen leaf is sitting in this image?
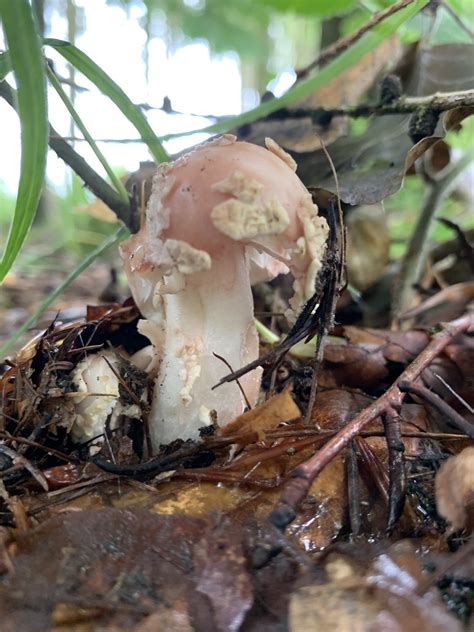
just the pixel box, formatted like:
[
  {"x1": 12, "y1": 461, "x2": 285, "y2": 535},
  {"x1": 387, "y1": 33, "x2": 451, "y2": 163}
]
[
  {"x1": 194, "y1": 519, "x2": 253, "y2": 632},
  {"x1": 435, "y1": 446, "x2": 474, "y2": 531},
  {"x1": 219, "y1": 389, "x2": 301, "y2": 437},
  {"x1": 289, "y1": 541, "x2": 463, "y2": 632}
]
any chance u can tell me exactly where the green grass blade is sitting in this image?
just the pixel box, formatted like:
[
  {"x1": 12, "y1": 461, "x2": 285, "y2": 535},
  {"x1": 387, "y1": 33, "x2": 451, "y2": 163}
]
[
  {"x1": 0, "y1": 51, "x2": 11, "y2": 80},
  {"x1": 47, "y1": 67, "x2": 129, "y2": 202},
  {"x1": 0, "y1": 0, "x2": 48, "y2": 282},
  {"x1": 0, "y1": 225, "x2": 128, "y2": 358},
  {"x1": 45, "y1": 38, "x2": 169, "y2": 164},
  {"x1": 160, "y1": 0, "x2": 428, "y2": 141}
]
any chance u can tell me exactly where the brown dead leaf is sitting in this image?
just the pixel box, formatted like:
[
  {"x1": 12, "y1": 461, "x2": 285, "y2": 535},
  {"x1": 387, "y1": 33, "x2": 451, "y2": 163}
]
[
  {"x1": 320, "y1": 343, "x2": 389, "y2": 391},
  {"x1": 435, "y1": 447, "x2": 474, "y2": 532},
  {"x1": 310, "y1": 389, "x2": 370, "y2": 430},
  {"x1": 294, "y1": 43, "x2": 474, "y2": 205},
  {"x1": 340, "y1": 326, "x2": 430, "y2": 364},
  {"x1": 194, "y1": 520, "x2": 253, "y2": 632},
  {"x1": 0, "y1": 509, "x2": 215, "y2": 631},
  {"x1": 219, "y1": 389, "x2": 301, "y2": 437}
]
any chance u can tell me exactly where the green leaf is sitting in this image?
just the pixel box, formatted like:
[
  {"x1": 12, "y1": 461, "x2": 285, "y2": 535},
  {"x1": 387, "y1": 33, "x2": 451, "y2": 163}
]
[
  {"x1": 162, "y1": 0, "x2": 429, "y2": 141},
  {"x1": 0, "y1": 0, "x2": 48, "y2": 282},
  {"x1": 0, "y1": 225, "x2": 128, "y2": 358},
  {"x1": 258, "y1": 0, "x2": 353, "y2": 16},
  {"x1": 0, "y1": 50, "x2": 11, "y2": 80},
  {"x1": 45, "y1": 38, "x2": 169, "y2": 164},
  {"x1": 46, "y1": 67, "x2": 129, "y2": 203}
]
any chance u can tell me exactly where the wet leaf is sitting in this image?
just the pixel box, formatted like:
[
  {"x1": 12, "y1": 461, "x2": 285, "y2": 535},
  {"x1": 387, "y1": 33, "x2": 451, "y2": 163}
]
[
  {"x1": 289, "y1": 541, "x2": 463, "y2": 632},
  {"x1": 194, "y1": 520, "x2": 253, "y2": 632}
]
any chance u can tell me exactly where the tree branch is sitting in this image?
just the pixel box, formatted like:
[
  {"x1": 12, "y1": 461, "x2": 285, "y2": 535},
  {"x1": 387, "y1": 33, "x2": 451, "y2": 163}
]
[
  {"x1": 297, "y1": 0, "x2": 420, "y2": 79},
  {"x1": 270, "y1": 89, "x2": 474, "y2": 122}
]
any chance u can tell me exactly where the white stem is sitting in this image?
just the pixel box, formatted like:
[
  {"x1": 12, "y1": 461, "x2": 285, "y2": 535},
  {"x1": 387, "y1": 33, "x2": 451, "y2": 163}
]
[{"x1": 141, "y1": 248, "x2": 261, "y2": 449}]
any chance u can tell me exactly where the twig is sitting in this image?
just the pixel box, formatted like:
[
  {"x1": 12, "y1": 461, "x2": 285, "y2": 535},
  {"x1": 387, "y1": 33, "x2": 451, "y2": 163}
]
[
  {"x1": 399, "y1": 380, "x2": 474, "y2": 438},
  {"x1": 92, "y1": 440, "x2": 209, "y2": 480},
  {"x1": 357, "y1": 437, "x2": 389, "y2": 505},
  {"x1": 433, "y1": 372, "x2": 474, "y2": 414},
  {"x1": 213, "y1": 353, "x2": 252, "y2": 409},
  {"x1": 303, "y1": 142, "x2": 345, "y2": 425},
  {"x1": 269, "y1": 312, "x2": 474, "y2": 531},
  {"x1": 270, "y1": 89, "x2": 474, "y2": 122},
  {"x1": 0, "y1": 443, "x2": 49, "y2": 491},
  {"x1": 297, "y1": 0, "x2": 418, "y2": 78},
  {"x1": 346, "y1": 440, "x2": 361, "y2": 535},
  {"x1": 0, "y1": 80, "x2": 132, "y2": 228},
  {"x1": 392, "y1": 150, "x2": 474, "y2": 319},
  {"x1": 383, "y1": 406, "x2": 407, "y2": 532}
]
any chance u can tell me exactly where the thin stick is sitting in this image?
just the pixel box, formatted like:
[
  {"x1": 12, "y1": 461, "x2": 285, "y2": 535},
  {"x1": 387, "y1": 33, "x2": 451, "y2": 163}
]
[
  {"x1": 213, "y1": 353, "x2": 252, "y2": 409},
  {"x1": 297, "y1": 0, "x2": 417, "y2": 78},
  {"x1": 399, "y1": 380, "x2": 474, "y2": 438}
]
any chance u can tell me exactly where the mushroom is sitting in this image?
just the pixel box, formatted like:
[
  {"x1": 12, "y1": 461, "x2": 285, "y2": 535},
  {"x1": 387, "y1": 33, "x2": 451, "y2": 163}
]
[
  {"x1": 70, "y1": 350, "x2": 142, "y2": 444},
  {"x1": 120, "y1": 134, "x2": 328, "y2": 449}
]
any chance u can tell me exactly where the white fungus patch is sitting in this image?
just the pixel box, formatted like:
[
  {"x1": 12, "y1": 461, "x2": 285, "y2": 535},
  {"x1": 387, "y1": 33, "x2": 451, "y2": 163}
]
[
  {"x1": 265, "y1": 137, "x2": 297, "y2": 172},
  {"x1": 211, "y1": 169, "x2": 290, "y2": 241},
  {"x1": 165, "y1": 239, "x2": 212, "y2": 275},
  {"x1": 70, "y1": 351, "x2": 141, "y2": 444}
]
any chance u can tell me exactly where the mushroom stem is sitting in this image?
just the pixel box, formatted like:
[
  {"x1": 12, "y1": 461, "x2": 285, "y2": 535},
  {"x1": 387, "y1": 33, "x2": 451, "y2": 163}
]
[{"x1": 142, "y1": 248, "x2": 261, "y2": 447}]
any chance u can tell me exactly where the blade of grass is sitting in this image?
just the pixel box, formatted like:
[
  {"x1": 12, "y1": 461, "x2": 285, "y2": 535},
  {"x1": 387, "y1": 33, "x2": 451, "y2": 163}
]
[
  {"x1": 0, "y1": 51, "x2": 11, "y2": 80},
  {"x1": 158, "y1": 0, "x2": 428, "y2": 141},
  {"x1": 45, "y1": 38, "x2": 169, "y2": 164},
  {"x1": 47, "y1": 66, "x2": 129, "y2": 202},
  {"x1": 0, "y1": 225, "x2": 128, "y2": 357},
  {"x1": 0, "y1": 0, "x2": 48, "y2": 282}
]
